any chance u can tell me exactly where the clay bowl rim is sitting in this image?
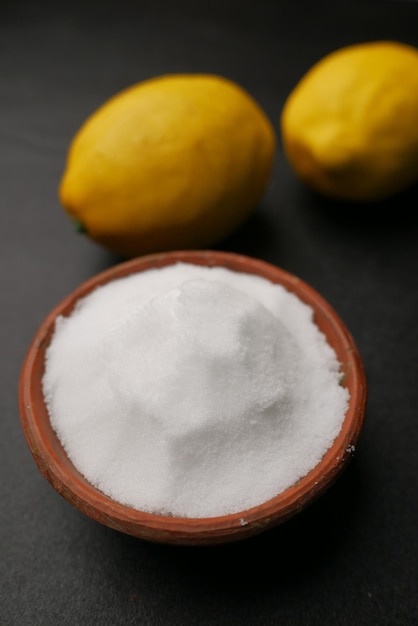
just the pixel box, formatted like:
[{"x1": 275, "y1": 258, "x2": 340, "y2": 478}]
[{"x1": 19, "y1": 250, "x2": 367, "y2": 546}]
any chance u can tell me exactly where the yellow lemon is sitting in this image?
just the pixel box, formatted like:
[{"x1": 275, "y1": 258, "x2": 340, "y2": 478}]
[
  {"x1": 281, "y1": 41, "x2": 418, "y2": 201},
  {"x1": 59, "y1": 74, "x2": 275, "y2": 257}
]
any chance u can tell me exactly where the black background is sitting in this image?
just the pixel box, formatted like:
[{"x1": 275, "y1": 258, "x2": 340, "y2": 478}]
[{"x1": 2, "y1": 1, "x2": 418, "y2": 624}]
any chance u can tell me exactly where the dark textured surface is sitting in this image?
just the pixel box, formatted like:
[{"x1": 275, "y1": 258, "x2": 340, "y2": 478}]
[{"x1": 1, "y1": 1, "x2": 418, "y2": 624}]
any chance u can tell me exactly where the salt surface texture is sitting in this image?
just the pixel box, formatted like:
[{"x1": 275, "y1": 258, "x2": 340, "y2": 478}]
[{"x1": 42, "y1": 263, "x2": 350, "y2": 518}]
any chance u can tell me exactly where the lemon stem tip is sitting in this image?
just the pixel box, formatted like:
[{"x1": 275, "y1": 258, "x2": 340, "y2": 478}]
[{"x1": 74, "y1": 220, "x2": 87, "y2": 234}]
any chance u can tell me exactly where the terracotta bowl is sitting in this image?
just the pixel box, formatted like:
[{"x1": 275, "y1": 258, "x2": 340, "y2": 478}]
[{"x1": 19, "y1": 250, "x2": 367, "y2": 546}]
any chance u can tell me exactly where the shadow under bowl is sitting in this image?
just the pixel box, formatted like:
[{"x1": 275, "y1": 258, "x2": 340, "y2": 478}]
[{"x1": 18, "y1": 250, "x2": 367, "y2": 546}]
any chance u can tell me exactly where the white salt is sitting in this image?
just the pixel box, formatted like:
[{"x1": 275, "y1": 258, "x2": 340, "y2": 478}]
[{"x1": 42, "y1": 262, "x2": 349, "y2": 518}]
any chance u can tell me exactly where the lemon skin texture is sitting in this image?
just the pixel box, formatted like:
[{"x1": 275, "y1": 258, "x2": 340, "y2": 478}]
[
  {"x1": 281, "y1": 41, "x2": 418, "y2": 201},
  {"x1": 59, "y1": 74, "x2": 276, "y2": 257}
]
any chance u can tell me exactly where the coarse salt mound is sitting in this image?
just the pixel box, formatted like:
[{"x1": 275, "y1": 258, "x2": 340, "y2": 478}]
[{"x1": 42, "y1": 263, "x2": 349, "y2": 518}]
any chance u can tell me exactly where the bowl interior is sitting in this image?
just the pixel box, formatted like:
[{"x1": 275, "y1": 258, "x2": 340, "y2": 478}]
[{"x1": 19, "y1": 250, "x2": 367, "y2": 545}]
